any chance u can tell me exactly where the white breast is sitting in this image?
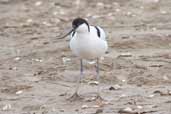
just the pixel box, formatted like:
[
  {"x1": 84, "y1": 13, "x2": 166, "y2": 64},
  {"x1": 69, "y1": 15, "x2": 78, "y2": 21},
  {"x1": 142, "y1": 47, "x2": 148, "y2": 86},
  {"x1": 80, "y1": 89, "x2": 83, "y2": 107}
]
[{"x1": 69, "y1": 26, "x2": 108, "y2": 59}]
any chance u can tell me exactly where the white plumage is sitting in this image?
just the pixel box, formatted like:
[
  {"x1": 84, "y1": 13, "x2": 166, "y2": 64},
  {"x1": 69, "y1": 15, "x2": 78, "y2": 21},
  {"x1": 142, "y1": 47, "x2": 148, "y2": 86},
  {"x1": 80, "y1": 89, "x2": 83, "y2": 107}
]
[{"x1": 70, "y1": 24, "x2": 108, "y2": 59}]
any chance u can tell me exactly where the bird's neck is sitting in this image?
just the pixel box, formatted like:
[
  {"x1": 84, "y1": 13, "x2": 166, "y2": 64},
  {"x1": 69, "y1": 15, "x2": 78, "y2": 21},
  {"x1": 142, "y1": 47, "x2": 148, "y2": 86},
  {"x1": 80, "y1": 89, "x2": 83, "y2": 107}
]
[
  {"x1": 76, "y1": 31, "x2": 90, "y2": 36},
  {"x1": 75, "y1": 32, "x2": 91, "y2": 40}
]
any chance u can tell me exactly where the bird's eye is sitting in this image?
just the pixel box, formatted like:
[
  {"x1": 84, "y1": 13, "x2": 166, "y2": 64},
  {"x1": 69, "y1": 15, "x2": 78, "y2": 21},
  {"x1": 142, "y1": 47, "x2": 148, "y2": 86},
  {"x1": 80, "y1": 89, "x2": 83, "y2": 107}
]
[{"x1": 72, "y1": 24, "x2": 77, "y2": 29}]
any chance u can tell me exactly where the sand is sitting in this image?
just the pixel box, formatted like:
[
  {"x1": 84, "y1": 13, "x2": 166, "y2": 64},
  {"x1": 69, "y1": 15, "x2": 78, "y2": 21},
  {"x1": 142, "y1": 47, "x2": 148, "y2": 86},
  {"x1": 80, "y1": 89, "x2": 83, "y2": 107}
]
[{"x1": 0, "y1": 0, "x2": 171, "y2": 114}]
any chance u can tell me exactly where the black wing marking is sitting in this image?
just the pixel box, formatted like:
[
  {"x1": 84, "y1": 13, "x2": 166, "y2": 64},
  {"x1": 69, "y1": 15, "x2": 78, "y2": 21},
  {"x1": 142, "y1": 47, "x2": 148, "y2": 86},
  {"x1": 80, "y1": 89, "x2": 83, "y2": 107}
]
[
  {"x1": 71, "y1": 31, "x2": 76, "y2": 37},
  {"x1": 94, "y1": 26, "x2": 101, "y2": 38}
]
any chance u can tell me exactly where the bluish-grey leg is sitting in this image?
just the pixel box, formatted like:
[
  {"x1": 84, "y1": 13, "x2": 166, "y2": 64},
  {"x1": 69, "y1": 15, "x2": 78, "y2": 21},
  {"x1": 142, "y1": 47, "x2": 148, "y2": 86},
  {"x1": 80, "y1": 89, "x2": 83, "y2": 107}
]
[
  {"x1": 96, "y1": 58, "x2": 100, "y2": 96},
  {"x1": 68, "y1": 59, "x2": 83, "y2": 101},
  {"x1": 75, "y1": 59, "x2": 83, "y2": 93},
  {"x1": 96, "y1": 58, "x2": 104, "y2": 100}
]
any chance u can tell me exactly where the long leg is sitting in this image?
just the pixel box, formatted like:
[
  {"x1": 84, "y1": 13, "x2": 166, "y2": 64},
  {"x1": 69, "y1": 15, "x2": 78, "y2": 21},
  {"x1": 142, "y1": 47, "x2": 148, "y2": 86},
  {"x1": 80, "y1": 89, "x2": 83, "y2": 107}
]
[
  {"x1": 95, "y1": 58, "x2": 105, "y2": 101},
  {"x1": 96, "y1": 58, "x2": 100, "y2": 96},
  {"x1": 75, "y1": 59, "x2": 83, "y2": 93},
  {"x1": 68, "y1": 59, "x2": 83, "y2": 101}
]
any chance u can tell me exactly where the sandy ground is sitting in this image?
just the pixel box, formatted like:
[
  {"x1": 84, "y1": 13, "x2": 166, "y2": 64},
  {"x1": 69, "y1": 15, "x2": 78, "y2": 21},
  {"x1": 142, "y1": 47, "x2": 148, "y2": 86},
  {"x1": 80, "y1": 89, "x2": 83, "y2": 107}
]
[{"x1": 0, "y1": 0, "x2": 171, "y2": 114}]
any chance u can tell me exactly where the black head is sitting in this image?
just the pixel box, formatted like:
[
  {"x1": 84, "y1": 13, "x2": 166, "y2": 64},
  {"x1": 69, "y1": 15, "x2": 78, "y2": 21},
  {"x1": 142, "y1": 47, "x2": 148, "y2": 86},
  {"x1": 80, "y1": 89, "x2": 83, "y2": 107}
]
[
  {"x1": 57, "y1": 18, "x2": 90, "y2": 39},
  {"x1": 72, "y1": 18, "x2": 90, "y2": 32}
]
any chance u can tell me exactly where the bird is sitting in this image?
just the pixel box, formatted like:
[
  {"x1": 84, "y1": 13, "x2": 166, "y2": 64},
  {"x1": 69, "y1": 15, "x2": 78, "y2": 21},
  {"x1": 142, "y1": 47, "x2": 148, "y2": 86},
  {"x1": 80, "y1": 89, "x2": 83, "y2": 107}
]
[{"x1": 59, "y1": 18, "x2": 108, "y2": 101}]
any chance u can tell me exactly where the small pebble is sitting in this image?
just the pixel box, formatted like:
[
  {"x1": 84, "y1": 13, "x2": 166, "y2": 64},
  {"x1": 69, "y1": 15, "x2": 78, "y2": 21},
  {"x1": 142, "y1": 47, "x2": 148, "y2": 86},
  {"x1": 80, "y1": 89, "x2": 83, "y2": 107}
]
[
  {"x1": 137, "y1": 105, "x2": 143, "y2": 109},
  {"x1": 42, "y1": 21, "x2": 51, "y2": 26},
  {"x1": 13, "y1": 67, "x2": 17, "y2": 70},
  {"x1": 127, "y1": 11, "x2": 132, "y2": 16},
  {"x1": 16, "y1": 90, "x2": 23, "y2": 95},
  {"x1": 59, "y1": 93, "x2": 67, "y2": 96},
  {"x1": 81, "y1": 104, "x2": 89, "y2": 109},
  {"x1": 92, "y1": 105, "x2": 100, "y2": 108},
  {"x1": 120, "y1": 94, "x2": 126, "y2": 98},
  {"x1": 148, "y1": 94, "x2": 155, "y2": 98},
  {"x1": 109, "y1": 84, "x2": 121, "y2": 90},
  {"x1": 153, "y1": 0, "x2": 159, "y2": 3},
  {"x1": 109, "y1": 86, "x2": 115, "y2": 90},
  {"x1": 32, "y1": 58, "x2": 43, "y2": 62},
  {"x1": 26, "y1": 19, "x2": 33, "y2": 23},
  {"x1": 168, "y1": 90, "x2": 171, "y2": 95},
  {"x1": 160, "y1": 10, "x2": 167, "y2": 14},
  {"x1": 2, "y1": 104, "x2": 11, "y2": 111},
  {"x1": 87, "y1": 61, "x2": 96, "y2": 65},
  {"x1": 152, "y1": 27, "x2": 157, "y2": 31},
  {"x1": 118, "y1": 52, "x2": 132, "y2": 57},
  {"x1": 88, "y1": 81, "x2": 99, "y2": 85},
  {"x1": 121, "y1": 35, "x2": 130, "y2": 39},
  {"x1": 122, "y1": 79, "x2": 126, "y2": 82},
  {"x1": 96, "y1": 2, "x2": 104, "y2": 7},
  {"x1": 75, "y1": 0, "x2": 80, "y2": 6},
  {"x1": 140, "y1": 6, "x2": 144, "y2": 9},
  {"x1": 115, "y1": 8, "x2": 121, "y2": 12},
  {"x1": 163, "y1": 75, "x2": 169, "y2": 80},
  {"x1": 62, "y1": 57, "x2": 71, "y2": 64},
  {"x1": 118, "y1": 107, "x2": 134, "y2": 113},
  {"x1": 150, "y1": 64, "x2": 162, "y2": 67},
  {"x1": 14, "y1": 57, "x2": 21, "y2": 61},
  {"x1": 35, "y1": 1, "x2": 42, "y2": 6}
]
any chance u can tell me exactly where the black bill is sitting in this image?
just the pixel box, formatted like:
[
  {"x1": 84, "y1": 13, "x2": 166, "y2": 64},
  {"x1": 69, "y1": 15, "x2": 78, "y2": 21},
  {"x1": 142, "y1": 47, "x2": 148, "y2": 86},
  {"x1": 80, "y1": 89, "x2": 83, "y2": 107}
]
[{"x1": 57, "y1": 28, "x2": 75, "y2": 39}]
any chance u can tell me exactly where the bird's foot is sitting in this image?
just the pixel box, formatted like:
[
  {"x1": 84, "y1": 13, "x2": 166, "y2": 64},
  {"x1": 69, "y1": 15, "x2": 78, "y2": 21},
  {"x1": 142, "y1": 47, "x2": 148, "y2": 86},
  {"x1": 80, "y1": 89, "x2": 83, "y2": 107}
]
[
  {"x1": 86, "y1": 94, "x2": 105, "y2": 102},
  {"x1": 87, "y1": 95, "x2": 108, "y2": 107},
  {"x1": 67, "y1": 92, "x2": 83, "y2": 102},
  {"x1": 95, "y1": 94, "x2": 106, "y2": 102}
]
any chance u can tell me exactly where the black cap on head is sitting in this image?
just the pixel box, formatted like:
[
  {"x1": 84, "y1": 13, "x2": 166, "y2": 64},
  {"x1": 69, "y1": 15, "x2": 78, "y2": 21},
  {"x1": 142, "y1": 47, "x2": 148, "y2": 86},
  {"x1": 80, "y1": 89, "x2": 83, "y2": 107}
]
[
  {"x1": 57, "y1": 18, "x2": 90, "y2": 39},
  {"x1": 72, "y1": 18, "x2": 90, "y2": 32}
]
